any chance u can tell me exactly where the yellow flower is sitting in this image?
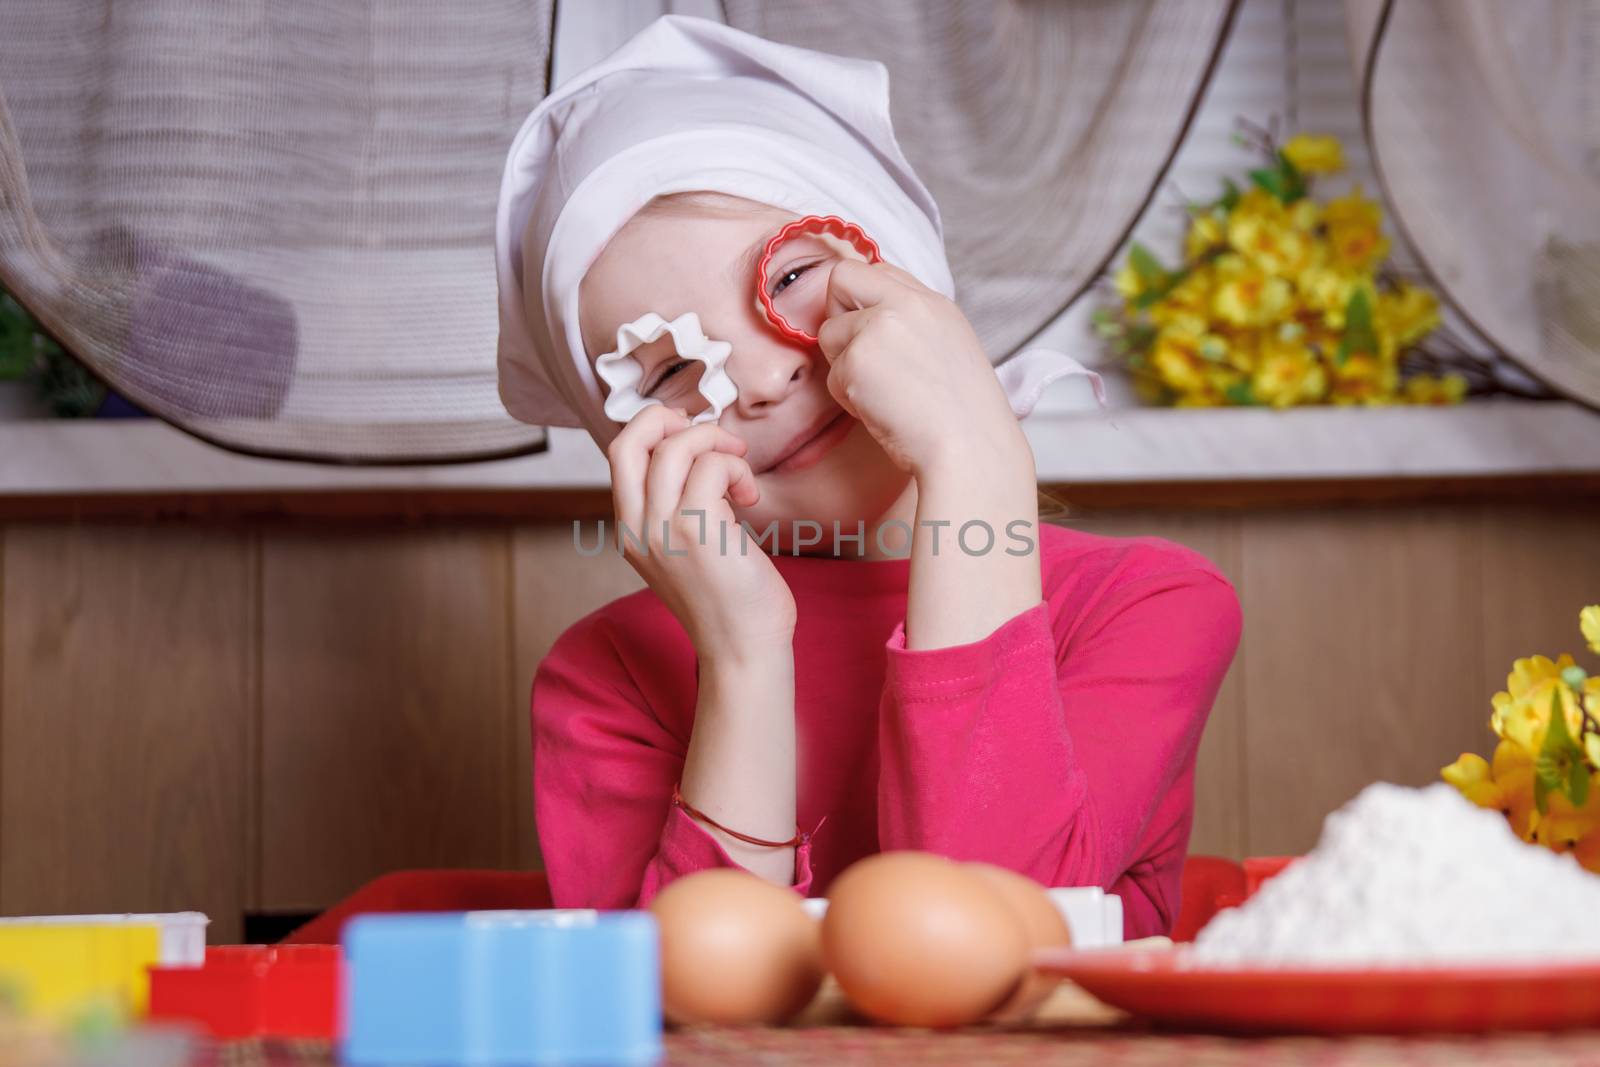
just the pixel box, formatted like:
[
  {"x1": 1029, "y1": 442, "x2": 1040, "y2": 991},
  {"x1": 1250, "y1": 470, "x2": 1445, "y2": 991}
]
[
  {"x1": 1149, "y1": 269, "x2": 1215, "y2": 329},
  {"x1": 1173, "y1": 388, "x2": 1226, "y2": 408},
  {"x1": 1328, "y1": 353, "x2": 1399, "y2": 405},
  {"x1": 1443, "y1": 740, "x2": 1543, "y2": 841},
  {"x1": 1250, "y1": 333, "x2": 1328, "y2": 408},
  {"x1": 1184, "y1": 212, "x2": 1226, "y2": 262},
  {"x1": 1297, "y1": 265, "x2": 1370, "y2": 329},
  {"x1": 1150, "y1": 319, "x2": 1248, "y2": 407},
  {"x1": 1489, "y1": 653, "x2": 1583, "y2": 752},
  {"x1": 1150, "y1": 322, "x2": 1209, "y2": 395},
  {"x1": 1575, "y1": 829, "x2": 1600, "y2": 874},
  {"x1": 1377, "y1": 283, "x2": 1441, "y2": 348},
  {"x1": 1212, "y1": 253, "x2": 1294, "y2": 327},
  {"x1": 1113, "y1": 262, "x2": 1147, "y2": 302},
  {"x1": 1402, "y1": 374, "x2": 1468, "y2": 405},
  {"x1": 1282, "y1": 133, "x2": 1345, "y2": 175},
  {"x1": 1227, "y1": 189, "x2": 1316, "y2": 278},
  {"x1": 1441, "y1": 752, "x2": 1506, "y2": 810},
  {"x1": 1582, "y1": 605, "x2": 1600, "y2": 656},
  {"x1": 1287, "y1": 198, "x2": 1323, "y2": 233},
  {"x1": 1204, "y1": 363, "x2": 1248, "y2": 394},
  {"x1": 1324, "y1": 186, "x2": 1391, "y2": 273},
  {"x1": 1536, "y1": 771, "x2": 1600, "y2": 853},
  {"x1": 1494, "y1": 738, "x2": 1541, "y2": 841}
]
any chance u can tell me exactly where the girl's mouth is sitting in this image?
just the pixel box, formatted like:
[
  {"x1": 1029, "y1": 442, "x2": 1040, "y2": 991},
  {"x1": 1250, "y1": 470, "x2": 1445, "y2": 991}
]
[{"x1": 767, "y1": 411, "x2": 853, "y2": 474}]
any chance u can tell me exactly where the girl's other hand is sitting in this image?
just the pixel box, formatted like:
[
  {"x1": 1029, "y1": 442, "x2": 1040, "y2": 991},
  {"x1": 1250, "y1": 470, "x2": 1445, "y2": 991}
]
[
  {"x1": 814, "y1": 259, "x2": 1029, "y2": 481},
  {"x1": 607, "y1": 403, "x2": 797, "y2": 658}
]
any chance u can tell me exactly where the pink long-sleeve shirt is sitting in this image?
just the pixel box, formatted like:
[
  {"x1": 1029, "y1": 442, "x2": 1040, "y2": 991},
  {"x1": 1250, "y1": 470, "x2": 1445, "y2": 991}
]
[{"x1": 529, "y1": 520, "x2": 1243, "y2": 939}]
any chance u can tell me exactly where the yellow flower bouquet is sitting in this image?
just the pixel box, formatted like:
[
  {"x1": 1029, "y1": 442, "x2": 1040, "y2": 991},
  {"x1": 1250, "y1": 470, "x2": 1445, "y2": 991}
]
[
  {"x1": 1442, "y1": 607, "x2": 1600, "y2": 871},
  {"x1": 1095, "y1": 129, "x2": 1470, "y2": 408}
]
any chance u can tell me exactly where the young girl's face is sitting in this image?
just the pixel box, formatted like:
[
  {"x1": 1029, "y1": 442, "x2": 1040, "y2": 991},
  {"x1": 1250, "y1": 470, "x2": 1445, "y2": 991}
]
[{"x1": 580, "y1": 199, "x2": 913, "y2": 551}]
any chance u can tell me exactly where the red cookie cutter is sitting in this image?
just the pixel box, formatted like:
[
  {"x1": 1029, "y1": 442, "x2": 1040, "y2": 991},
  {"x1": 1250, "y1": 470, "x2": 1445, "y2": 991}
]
[
  {"x1": 755, "y1": 214, "x2": 882, "y2": 346},
  {"x1": 148, "y1": 944, "x2": 343, "y2": 1040}
]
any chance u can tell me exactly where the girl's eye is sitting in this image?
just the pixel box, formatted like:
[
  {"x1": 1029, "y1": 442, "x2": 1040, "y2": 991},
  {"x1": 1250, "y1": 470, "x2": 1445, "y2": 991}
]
[
  {"x1": 771, "y1": 261, "x2": 816, "y2": 297},
  {"x1": 646, "y1": 359, "x2": 690, "y2": 396}
]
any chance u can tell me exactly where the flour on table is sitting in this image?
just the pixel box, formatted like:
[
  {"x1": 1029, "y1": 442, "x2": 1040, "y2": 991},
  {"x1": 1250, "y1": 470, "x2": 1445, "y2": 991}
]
[{"x1": 1190, "y1": 781, "x2": 1600, "y2": 967}]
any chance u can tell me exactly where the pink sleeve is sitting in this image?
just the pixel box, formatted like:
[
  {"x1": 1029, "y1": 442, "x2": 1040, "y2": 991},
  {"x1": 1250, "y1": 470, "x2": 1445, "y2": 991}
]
[
  {"x1": 876, "y1": 560, "x2": 1242, "y2": 939},
  {"x1": 530, "y1": 622, "x2": 814, "y2": 909}
]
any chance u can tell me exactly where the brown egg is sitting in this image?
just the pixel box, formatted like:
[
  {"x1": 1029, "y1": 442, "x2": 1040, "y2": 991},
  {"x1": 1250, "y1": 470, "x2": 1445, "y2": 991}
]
[
  {"x1": 648, "y1": 868, "x2": 823, "y2": 1025},
  {"x1": 821, "y1": 851, "x2": 1029, "y2": 1028},
  {"x1": 964, "y1": 863, "x2": 1074, "y2": 1022}
]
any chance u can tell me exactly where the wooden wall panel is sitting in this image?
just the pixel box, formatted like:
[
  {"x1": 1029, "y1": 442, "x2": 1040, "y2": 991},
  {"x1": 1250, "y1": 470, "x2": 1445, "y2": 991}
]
[
  {"x1": 510, "y1": 525, "x2": 646, "y2": 869},
  {"x1": 1239, "y1": 507, "x2": 1486, "y2": 855},
  {"x1": 1060, "y1": 514, "x2": 1248, "y2": 859},
  {"x1": 4, "y1": 501, "x2": 1599, "y2": 926},
  {"x1": 259, "y1": 529, "x2": 513, "y2": 911},
  {"x1": 1478, "y1": 503, "x2": 1600, "y2": 738},
  {"x1": 0, "y1": 525, "x2": 252, "y2": 942}
]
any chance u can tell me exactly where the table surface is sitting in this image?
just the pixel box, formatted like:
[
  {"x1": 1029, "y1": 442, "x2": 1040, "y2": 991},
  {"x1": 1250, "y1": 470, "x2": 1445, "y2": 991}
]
[
  {"x1": 185, "y1": 976, "x2": 1600, "y2": 1067},
  {"x1": 194, "y1": 1027, "x2": 1600, "y2": 1067}
]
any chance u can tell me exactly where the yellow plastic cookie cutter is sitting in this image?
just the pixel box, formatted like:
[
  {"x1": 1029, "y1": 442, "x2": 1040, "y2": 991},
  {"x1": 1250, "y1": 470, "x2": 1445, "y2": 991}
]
[{"x1": 594, "y1": 311, "x2": 736, "y2": 426}]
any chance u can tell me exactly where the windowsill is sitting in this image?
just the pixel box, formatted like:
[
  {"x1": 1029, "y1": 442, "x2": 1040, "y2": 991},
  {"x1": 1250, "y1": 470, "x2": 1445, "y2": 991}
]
[{"x1": 1, "y1": 396, "x2": 1596, "y2": 498}]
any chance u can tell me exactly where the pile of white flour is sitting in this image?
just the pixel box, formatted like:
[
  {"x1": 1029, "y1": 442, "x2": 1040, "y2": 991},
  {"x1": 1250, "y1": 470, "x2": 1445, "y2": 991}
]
[{"x1": 1191, "y1": 781, "x2": 1600, "y2": 966}]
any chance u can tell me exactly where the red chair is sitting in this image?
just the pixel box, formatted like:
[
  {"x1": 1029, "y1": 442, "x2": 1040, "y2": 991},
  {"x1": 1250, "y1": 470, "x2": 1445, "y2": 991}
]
[
  {"x1": 280, "y1": 870, "x2": 553, "y2": 945},
  {"x1": 1171, "y1": 855, "x2": 1246, "y2": 942}
]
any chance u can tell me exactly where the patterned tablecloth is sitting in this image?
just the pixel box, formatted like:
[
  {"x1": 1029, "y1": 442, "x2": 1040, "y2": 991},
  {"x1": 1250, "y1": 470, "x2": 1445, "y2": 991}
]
[
  {"x1": 191, "y1": 1027, "x2": 1600, "y2": 1067},
  {"x1": 21, "y1": 975, "x2": 1598, "y2": 1067},
  {"x1": 186, "y1": 974, "x2": 1600, "y2": 1067}
]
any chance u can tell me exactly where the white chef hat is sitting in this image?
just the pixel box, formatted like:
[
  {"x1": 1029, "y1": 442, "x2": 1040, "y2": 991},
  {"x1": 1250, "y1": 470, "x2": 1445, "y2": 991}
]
[{"x1": 493, "y1": 13, "x2": 1103, "y2": 449}]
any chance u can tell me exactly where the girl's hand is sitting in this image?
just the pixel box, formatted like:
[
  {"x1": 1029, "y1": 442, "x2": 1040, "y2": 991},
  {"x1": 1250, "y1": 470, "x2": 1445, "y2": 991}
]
[
  {"x1": 607, "y1": 403, "x2": 797, "y2": 657},
  {"x1": 815, "y1": 259, "x2": 1027, "y2": 480}
]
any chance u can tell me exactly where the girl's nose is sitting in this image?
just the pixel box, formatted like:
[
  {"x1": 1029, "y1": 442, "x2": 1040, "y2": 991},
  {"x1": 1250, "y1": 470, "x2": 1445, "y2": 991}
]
[{"x1": 725, "y1": 344, "x2": 811, "y2": 415}]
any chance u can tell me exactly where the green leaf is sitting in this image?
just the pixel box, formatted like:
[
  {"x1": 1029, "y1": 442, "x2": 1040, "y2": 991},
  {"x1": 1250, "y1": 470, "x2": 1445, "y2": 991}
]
[
  {"x1": 0, "y1": 291, "x2": 38, "y2": 381},
  {"x1": 1248, "y1": 167, "x2": 1286, "y2": 201},
  {"x1": 1546, "y1": 686, "x2": 1574, "y2": 750},
  {"x1": 1128, "y1": 243, "x2": 1168, "y2": 287},
  {"x1": 0, "y1": 338, "x2": 30, "y2": 381},
  {"x1": 34, "y1": 336, "x2": 105, "y2": 418},
  {"x1": 1336, "y1": 288, "x2": 1377, "y2": 367},
  {"x1": 1538, "y1": 686, "x2": 1590, "y2": 811},
  {"x1": 1276, "y1": 150, "x2": 1308, "y2": 203},
  {"x1": 1223, "y1": 381, "x2": 1258, "y2": 406},
  {"x1": 1126, "y1": 324, "x2": 1158, "y2": 351},
  {"x1": 1218, "y1": 179, "x2": 1242, "y2": 212},
  {"x1": 1571, "y1": 756, "x2": 1590, "y2": 807},
  {"x1": 1132, "y1": 266, "x2": 1193, "y2": 310}
]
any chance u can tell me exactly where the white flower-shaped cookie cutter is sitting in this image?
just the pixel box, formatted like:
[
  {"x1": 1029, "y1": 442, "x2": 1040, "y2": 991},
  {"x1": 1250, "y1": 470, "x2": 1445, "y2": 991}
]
[{"x1": 594, "y1": 311, "x2": 736, "y2": 426}]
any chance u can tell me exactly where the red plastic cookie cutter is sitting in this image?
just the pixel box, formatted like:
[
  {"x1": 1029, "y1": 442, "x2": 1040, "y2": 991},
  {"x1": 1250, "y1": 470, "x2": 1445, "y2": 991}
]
[
  {"x1": 148, "y1": 944, "x2": 343, "y2": 1040},
  {"x1": 755, "y1": 214, "x2": 882, "y2": 346}
]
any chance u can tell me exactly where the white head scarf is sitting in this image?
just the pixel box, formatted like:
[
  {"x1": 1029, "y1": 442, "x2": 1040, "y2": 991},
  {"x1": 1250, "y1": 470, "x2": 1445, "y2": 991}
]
[{"x1": 494, "y1": 13, "x2": 1104, "y2": 448}]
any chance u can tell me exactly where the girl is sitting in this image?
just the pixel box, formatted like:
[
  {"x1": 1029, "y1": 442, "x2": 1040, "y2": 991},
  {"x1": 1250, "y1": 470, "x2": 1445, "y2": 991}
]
[{"x1": 493, "y1": 15, "x2": 1242, "y2": 940}]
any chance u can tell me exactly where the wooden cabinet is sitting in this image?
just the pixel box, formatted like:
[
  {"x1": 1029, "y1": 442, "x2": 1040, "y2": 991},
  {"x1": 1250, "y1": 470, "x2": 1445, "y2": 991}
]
[
  {"x1": 1, "y1": 499, "x2": 1596, "y2": 938},
  {"x1": 1, "y1": 526, "x2": 254, "y2": 942}
]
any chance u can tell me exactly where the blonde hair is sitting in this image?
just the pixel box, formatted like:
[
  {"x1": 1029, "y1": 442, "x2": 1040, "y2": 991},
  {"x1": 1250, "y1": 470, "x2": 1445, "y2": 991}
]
[
  {"x1": 635, "y1": 189, "x2": 778, "y2": 220},
  {"x1": 1037, "y1": 486, "x2": 1073, "y2": 525}
]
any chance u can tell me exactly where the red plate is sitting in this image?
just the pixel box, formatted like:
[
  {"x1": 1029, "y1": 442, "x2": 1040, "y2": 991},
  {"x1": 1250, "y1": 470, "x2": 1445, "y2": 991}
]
[{"x1": 1034, "y1": 948, "x2": 1600, "y2": 1034}]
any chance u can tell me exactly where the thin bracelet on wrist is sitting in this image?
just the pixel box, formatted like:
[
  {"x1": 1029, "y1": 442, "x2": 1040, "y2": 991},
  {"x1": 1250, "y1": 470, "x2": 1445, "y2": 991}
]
[{"x1": 671, "y1": 781, "x2": 820, "y2": 849}]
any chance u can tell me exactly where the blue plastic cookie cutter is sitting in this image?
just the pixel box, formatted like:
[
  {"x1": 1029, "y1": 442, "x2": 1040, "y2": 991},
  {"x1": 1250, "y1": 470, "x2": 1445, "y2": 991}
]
[{"x1": 340, "y1": 909, "x2": 661, "y2": 1067}]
